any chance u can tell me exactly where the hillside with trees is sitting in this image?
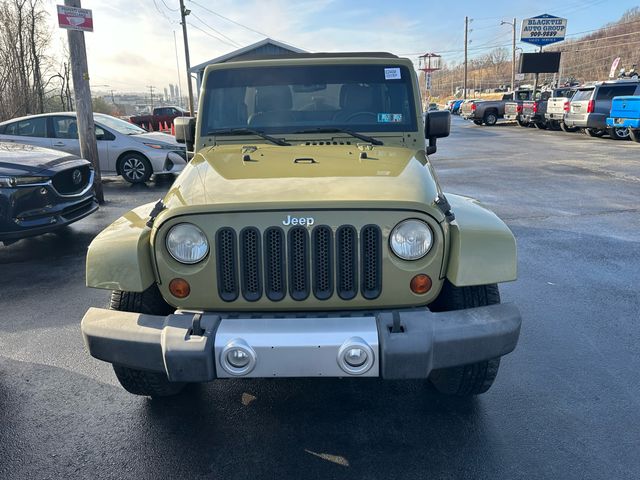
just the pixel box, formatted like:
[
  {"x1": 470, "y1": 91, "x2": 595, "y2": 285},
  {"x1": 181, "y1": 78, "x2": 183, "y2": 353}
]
[{"x1": 429, "y1": 7, "x2": 640, "y2": 99}]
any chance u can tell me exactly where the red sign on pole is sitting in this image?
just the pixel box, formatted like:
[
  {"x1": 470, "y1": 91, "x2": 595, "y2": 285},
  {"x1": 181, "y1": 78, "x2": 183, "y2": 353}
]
[{"x1": 57, "y1": 5, "x2": 93, "y2": 32}]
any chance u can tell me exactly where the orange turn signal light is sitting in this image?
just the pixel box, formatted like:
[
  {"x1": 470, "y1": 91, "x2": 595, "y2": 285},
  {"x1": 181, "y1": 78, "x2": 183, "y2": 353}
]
[
  {"x1": 410, "y1": 274, "x2": 432, "y2": 294},
  {"x1": 169, "y1": 278, "x2": 191, "y2": 298}
]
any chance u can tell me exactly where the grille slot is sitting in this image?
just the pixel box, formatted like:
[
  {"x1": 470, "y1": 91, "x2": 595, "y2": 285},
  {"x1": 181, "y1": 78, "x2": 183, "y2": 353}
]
[
  {"x1": 312, "y1": 225, "x2": 333, "y2": 300},
  {"x1": 361, "y1": 225, "x2": 382, "y2": 299},
  {"x1": 264, "y1": 227, "x2": 286, "y2": 301},
  {"x1": 336, "y1": 226, "x2": 358, "y2": 300},
  {"x1": 240, "y1": 227, "x2": 262, "y2": 301},
  {"x1": 288, "y1": 227, "x2": 310, "y2": 301},
  {"x1": 216, "y1": 228, "x2": 238, "y2": 301}
]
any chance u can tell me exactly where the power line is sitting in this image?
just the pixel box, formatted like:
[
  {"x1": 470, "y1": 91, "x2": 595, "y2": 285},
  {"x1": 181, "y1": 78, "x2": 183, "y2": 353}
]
[
  {"x1": 160, "y1": 0, "x2": 179, "y2": 12},
  {"x1": 190, "y1": 12, "x2": 242, "y2": 47},
  {"x1": 189, "y1": 0, "x2": 273, "y2": 39},
  {"x1": 188, "y1": 21, "x2": 240, "y2": 48}
]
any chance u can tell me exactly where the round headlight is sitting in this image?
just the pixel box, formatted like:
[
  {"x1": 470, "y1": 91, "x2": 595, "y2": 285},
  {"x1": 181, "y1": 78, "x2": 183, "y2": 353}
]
[
  {"x1": 166, "y1": 223, "x2": 209, "y2": 264},
  {"x1": 390, "y1": 219, "x2": 433, "y2": 260}
]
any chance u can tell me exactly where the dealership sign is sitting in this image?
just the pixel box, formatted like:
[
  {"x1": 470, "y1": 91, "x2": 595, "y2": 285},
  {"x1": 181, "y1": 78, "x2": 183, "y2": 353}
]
[
  {"x1": 57, "y1": 5, "x2": 93, "y2": 32},
  {"x1": 520, "y1": 14, "x2": 567, "y2": 46}
]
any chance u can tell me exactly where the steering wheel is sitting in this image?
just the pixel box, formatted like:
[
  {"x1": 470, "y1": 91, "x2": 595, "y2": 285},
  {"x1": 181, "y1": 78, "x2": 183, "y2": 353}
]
[{"x1": 344, "y1": 111, "x2": 377, "y2": 122}]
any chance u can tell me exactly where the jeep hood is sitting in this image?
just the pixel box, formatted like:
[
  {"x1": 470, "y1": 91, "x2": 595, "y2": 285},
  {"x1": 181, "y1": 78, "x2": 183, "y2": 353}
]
[{"x1": 161, "y1": 144, "x2": 443, "y2": 217}]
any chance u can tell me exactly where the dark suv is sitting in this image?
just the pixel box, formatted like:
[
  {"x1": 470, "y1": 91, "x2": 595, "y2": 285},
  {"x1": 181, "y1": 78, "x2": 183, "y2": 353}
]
[{"x1": 564, "y1": 80, "x2": 640, "y2": 139}]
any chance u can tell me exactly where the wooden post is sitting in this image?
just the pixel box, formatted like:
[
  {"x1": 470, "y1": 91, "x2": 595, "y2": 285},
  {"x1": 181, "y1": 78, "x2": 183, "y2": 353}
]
[{"x1": 64, "y1": 0, "x2": 104, "y2": 203}]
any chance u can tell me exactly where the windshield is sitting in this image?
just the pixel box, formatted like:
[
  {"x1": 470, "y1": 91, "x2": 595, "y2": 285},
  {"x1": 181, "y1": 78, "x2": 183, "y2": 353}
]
[
  {"x1": 200, "y1": 64, "x2": 418, "y2": 135},
  {"x1": 94, "y1": 113, "x2": 146, "y2": 135}
]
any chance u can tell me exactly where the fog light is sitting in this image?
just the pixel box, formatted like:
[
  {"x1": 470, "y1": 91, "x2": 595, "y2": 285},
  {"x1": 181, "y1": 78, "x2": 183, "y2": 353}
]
[
  {"x1": 344, "y1": 348, "x2": 367, "y2": 367},
  {"x1": 410, "y1": 274, "x2": 432, "y2": 294},
  {"x1": 337, "y1": 337, "x2": 374, "y2": 375},
  {"x1": 169, "y1": 278, "x2": 190, "y2": 298},
  {"x1": 227, "y1": 349, "x2": 250, "y2": 369},
  {"x1": 220, "y1": 339, "x2": 256, "y2": 376}
]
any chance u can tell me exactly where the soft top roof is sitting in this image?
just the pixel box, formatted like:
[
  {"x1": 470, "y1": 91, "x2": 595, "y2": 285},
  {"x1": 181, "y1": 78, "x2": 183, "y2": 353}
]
[{"x1": 225, "y1": 52, "x2": 399, "y2": 63}]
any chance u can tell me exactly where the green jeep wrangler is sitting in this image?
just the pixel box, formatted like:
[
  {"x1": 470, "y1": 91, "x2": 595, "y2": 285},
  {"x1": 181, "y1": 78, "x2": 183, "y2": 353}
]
[{"x1": 81, "y1": 53, "x2": 521, "y2": 398}]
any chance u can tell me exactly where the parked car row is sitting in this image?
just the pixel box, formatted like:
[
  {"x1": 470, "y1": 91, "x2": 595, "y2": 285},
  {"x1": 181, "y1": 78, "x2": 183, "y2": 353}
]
[
  {"x1": 461, "y1": 78, "x2": 640, "y2": 141},
  {"x1": 0, "y1": 112, "x2": 188, "y2": 183}
]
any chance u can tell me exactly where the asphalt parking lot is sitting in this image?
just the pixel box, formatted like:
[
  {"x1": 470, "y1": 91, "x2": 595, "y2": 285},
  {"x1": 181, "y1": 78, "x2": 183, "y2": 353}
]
[{"x1": 1, "y1": 117, "x2": 639, "y2": 480}]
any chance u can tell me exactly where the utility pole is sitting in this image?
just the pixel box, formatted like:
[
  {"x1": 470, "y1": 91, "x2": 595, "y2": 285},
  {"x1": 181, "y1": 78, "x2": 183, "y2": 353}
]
[
  {"x1": 179, "y1": 0, "x2": 195, "y2": 115},
  {"x1": 463, "y1": 16, "x2": 468, "y2": 99},
  {"x1": 501, "y1": 18, "x2": 517, "y2": 93},
  {"x1": 147, "y1": 85, "x2": 155, "y2": 110},
  {"x1": 64, "y1": 0, "x2": 103, "y2": 203}
]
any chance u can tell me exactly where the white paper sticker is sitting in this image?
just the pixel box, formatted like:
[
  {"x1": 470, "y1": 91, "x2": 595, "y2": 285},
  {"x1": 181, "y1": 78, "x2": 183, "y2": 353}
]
[{"x1": 384, "y1": 67, "x2": 401, "y2": 80}]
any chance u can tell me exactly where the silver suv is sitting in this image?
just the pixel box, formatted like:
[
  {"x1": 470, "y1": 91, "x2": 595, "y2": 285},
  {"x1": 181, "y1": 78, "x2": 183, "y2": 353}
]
[{"x1": 564, "y1": 80, "x2": 640, "y2": 139}]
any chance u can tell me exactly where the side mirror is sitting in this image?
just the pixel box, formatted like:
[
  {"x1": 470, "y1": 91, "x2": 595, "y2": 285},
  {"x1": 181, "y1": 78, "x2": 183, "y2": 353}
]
[
  {"x1": 174, "y1": 116, "x2": 196, "y2": 151},
  {"x1": 424, "y1": 110, "x2": 451, "y2": 155}
]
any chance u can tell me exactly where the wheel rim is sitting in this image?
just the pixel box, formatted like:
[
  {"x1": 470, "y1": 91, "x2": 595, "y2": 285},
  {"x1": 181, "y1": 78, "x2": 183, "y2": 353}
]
[
  {"x1": 487, "y1": 114, "x2": 496, "y2": 124},
  {"x1": 615, "y1": 127, "x2": 630, "y2": 138},
  {"x1": 122, "y1": 157, "x2": 146, "y2": 180}
]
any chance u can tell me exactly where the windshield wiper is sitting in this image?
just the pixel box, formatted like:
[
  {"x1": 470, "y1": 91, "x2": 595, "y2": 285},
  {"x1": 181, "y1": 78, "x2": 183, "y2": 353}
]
[
  {"x1": 206, "y1": 128, "x2": 291, "y2": 146},
  {"x1": 293, "y1": 128, "x2": 383, "y2": 146}
]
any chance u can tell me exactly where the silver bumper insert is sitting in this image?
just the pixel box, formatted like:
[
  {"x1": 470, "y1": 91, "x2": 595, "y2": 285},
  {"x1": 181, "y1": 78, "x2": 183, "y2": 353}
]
[{"x1": 214, "y1": 316, "x2": 379, "y2": 378}]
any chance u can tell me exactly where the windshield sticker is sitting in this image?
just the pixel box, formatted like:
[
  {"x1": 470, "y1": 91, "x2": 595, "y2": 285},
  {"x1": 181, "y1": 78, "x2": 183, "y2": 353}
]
[
  {"x1": 384, "y1": 67, "x2": 401, "y2": 80},
  {"x1": 378, "y1": 113, "x2": 403, "y2": 123}
]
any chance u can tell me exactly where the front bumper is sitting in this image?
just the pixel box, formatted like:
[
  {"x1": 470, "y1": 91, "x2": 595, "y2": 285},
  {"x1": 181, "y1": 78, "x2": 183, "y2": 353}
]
[{"x1": 81, "y1": 304, "x2": 522, "y2": 381}]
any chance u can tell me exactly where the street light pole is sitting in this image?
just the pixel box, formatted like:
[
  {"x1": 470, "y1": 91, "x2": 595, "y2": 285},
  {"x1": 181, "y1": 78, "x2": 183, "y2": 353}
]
[
  {"x1": 463, "y1": 16, "x2": 469, "y2": 100},
  {"x1": 179, "y1": 0, "x2": 195, "y2": 115},
  {"x1": 502, "y1": 18, "x2": 517, "y2": 93}
]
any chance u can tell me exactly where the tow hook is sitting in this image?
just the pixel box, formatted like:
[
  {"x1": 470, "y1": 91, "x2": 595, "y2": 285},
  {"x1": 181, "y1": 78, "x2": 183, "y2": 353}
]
[{"x1": 191, "y1": 313, "x2": 204, "y2": 336}]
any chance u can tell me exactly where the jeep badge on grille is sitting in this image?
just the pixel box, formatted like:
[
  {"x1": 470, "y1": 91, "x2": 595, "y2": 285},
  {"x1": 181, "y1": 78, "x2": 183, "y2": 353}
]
[{"x1": 282, "y1": 215, "x2": 315, "y2": 226}]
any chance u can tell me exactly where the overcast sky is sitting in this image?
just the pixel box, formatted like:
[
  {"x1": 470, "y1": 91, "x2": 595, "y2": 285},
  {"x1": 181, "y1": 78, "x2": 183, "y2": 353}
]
[{"x1": 45, "y1": 0, "x2": 639, "y2": 94}]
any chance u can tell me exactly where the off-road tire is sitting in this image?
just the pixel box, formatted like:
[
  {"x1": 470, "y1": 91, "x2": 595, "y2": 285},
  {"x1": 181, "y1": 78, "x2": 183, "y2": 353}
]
[
  {"x1": 609, "y1": 127, "x2": 630, "y2": 140},
  {"x1": 534, "y1": 122, "x2": 547, "y2": 130},
  {"x1": 516, "y1": 118, "x2": 528, "y2": 128},
  {"x1": 629, "y1": 129, "x2": 640, "y2": 143},
  {"x1": 585, "y1": 128, "x2": 605, "y2": 138},
  {"x1": 483, "y1": 112, "x2": 498, "y2": 126},
  {"x1": 109, "y1": 285, "x2": 185, "y2": 397},
  {"x1": 559, "y1": 122, "x2": 578, "y2": 133},
  {"x1": 473, "y1": 119, "x2": 483, "y2": 126},
  {"x1": 428, "y1": 281, "x2": 502, "y2": 396}
]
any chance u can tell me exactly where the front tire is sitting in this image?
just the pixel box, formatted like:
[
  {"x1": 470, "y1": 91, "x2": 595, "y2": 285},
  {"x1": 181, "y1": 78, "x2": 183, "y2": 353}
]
[
  {"x1": 534, "y1": 122, "x2": 547, "y2": 130},
  {"x1": 109, "y1": 285, "x2": 186, "y2": 397},
  {"x1": 629, "y1": 129, "x2": 640, "y2": 143},
  {"x1": 119, "y1": 153, "x2": 153, "y2": 184},
  {"x1": 428, "y1": 281, "x2": 502, "y2": 396},
  {"x1": 473, "y1": 119, "x2": 483, "y2": 126},
  {"x1": 516, "y1": 118, "x2": 528, "y2": 128}
]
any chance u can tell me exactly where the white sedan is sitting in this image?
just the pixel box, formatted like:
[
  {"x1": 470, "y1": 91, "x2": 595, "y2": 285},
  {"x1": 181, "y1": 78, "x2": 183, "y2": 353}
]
[{"x1": 0, "y1": 112, "x2": 187, "y2": 183}]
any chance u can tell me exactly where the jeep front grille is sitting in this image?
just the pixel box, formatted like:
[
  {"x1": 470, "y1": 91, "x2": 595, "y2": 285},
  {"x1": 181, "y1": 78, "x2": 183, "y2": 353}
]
[{"x1": 214, "y1": 225, "x2": 382, "y2": 302}]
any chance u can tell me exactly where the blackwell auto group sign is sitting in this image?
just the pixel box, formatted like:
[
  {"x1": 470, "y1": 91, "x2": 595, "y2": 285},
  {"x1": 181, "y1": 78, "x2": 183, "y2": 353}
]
[{"x1": 520, "y1": 14, "x2": 567, "y2": 47}]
